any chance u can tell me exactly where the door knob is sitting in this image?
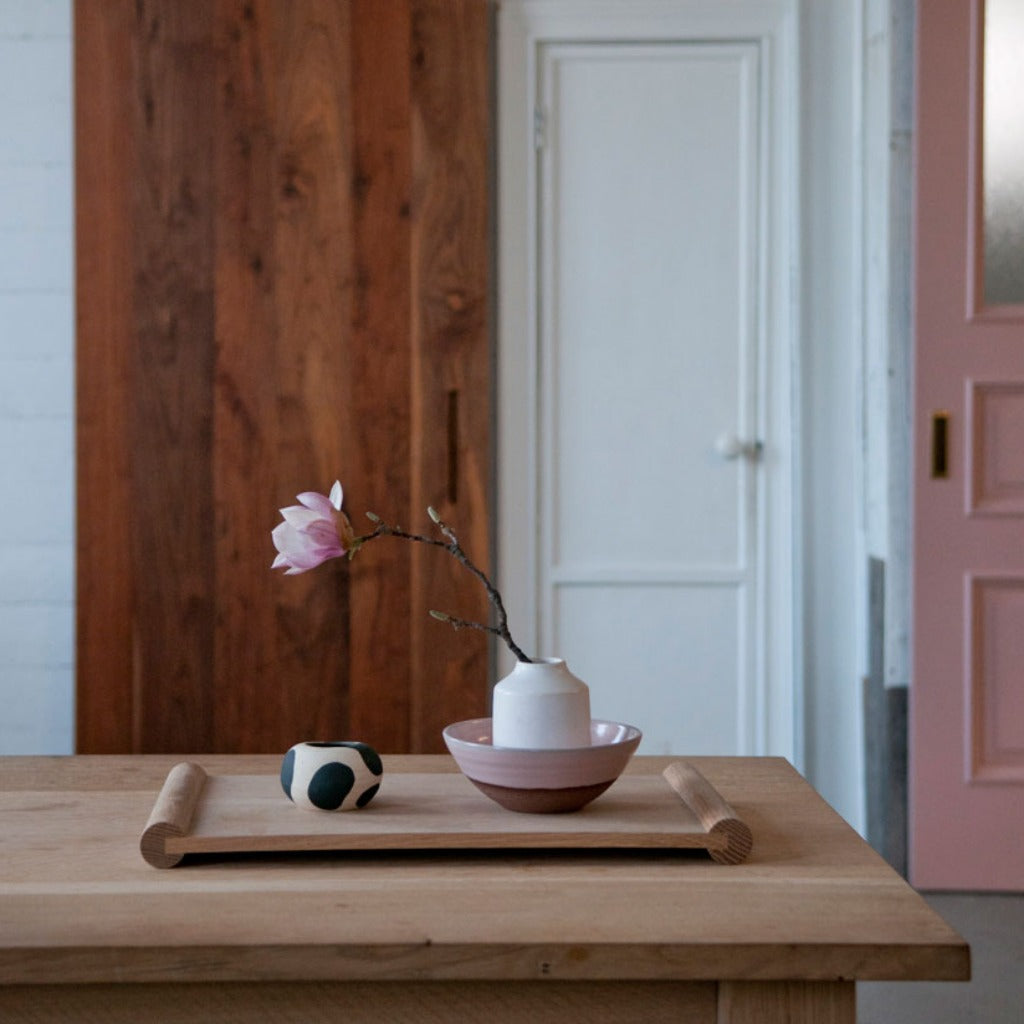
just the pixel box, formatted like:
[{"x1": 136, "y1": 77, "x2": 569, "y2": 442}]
[{"x1": 715, "y1": 433, "x2": 763, "y2": 461}]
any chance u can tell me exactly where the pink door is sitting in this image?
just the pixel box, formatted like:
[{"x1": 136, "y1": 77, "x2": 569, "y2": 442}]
[{"x1": 912, "y1": 0, "x2": 1024, "y2": 889}]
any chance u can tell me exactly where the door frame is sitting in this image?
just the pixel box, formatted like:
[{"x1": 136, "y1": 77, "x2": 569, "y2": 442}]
[{"x1": 495, "y1": 0, "x2": 802, "y2": 763}]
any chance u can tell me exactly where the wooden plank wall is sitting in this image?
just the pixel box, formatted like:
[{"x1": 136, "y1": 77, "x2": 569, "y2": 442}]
[{"x1": 75, "y1": 0, "x2": 490, "y2": 754}]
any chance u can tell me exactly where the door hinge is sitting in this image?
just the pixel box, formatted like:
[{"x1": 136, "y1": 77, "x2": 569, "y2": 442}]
[{"x1": 534, "y1": 105, "x2": 547, "y2": 150}]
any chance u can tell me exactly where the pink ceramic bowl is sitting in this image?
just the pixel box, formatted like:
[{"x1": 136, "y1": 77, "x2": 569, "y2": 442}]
[{"x1": 442, "y1": 718, "x2": 642, "y2": 813}]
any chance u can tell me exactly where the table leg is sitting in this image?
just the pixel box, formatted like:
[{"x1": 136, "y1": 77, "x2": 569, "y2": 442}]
[{"x1": 717, "y1": 980, "x2": 855, "y2": 1023}]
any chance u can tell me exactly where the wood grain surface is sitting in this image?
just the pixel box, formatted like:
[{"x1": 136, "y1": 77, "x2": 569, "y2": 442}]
[
  {"x1": 140, "y1": 762, "x2": 209, "y2": 868},
  {"x1": 76, "y1": 0, "x2": 491, "y2": 756},
  {"x1": 408, "y1": 0, "x2": 492, "y2": 749},
  {"x1": 663, "y1": 761, "x2": 754, "y2": 864},
  {"x1": 74, "y1": 0, "x2": 136, "y2": 756},
  {"x1": 130, "y1": 0, "x2": 218, "y2": 754},
  {"x1": 346, "y1": 0, "x2": 415, "y2": 752},
  {"x1": 718, "y1": 981, "x2": 855, "y2": 1024},
  {"x1": 0, "y1": 980, "x2": 719, "y2": 1024},
  {"x1": 137, "y1": 761, "x2": 752, "y2": 866},
  {"x1": 0, "y1": 756, "x2": 969, "y2": 990}
]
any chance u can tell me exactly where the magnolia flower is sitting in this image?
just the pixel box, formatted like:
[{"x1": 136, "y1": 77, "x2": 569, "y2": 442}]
[
  {"x1": 271, "y1": 480, "x2": 355, "y2": 575},
  {"x1": 271, "y1": 480, "x2": 533, "y2": 661}
]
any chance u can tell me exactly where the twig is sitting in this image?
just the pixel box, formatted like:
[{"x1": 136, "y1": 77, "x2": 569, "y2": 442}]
[{"x1": 355, "y1": 510, "x2": 533, "y2": 663}]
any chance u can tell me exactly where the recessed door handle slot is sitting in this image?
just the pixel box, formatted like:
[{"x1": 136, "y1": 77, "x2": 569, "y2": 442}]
[
  {"x1": 447, "y1": 389, "x2": 459, "y2": 504},
  {"x1": 931, "y1": 411, "x2": 950, "y2": 479}
]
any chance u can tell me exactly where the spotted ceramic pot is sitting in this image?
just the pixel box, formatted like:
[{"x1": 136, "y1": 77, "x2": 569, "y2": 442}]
[{"x1": 280, "y1": 741, "x2": 382, "y2": 811}]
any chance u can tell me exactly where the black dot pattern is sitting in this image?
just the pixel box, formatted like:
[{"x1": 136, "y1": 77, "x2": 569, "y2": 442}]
[
  {"x1": 307, "y1": 762, "x2": 355, "y2": 810},
  {"x1": 279, "y1": 748, "x2": 296, "y2": 800},
  {"x1": 355, "y1": 782, "x2": 380, "y2": 808},
  {"x1": 281, "y1": 741, "x2": 383, "y2": 811},
  {"x1": 347, "y1": 741, "x2": 383, "y2": 775}
]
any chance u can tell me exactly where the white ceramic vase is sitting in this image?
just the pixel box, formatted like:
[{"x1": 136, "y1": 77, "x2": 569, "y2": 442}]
[{"x1": 491, "y1": 657, "x2": 592, "y2": 750}]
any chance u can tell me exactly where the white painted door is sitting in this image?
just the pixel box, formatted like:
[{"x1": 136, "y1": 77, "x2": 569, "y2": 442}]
[{"x1": 498, "y1": 4, "x2": 798, "y2": 759}]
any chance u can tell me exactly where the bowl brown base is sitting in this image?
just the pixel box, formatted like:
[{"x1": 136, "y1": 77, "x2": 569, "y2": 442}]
[{"x1": 466, "y1": 777, "x2": 615, "y2": 813}]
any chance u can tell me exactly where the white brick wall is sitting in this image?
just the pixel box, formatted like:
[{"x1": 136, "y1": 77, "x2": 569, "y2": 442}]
[{"x1": 0, "y1": 0, "x2": 74, "y2": 753}]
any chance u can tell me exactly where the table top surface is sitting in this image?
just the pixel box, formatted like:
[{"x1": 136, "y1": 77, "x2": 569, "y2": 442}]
[{"x1": 0, "y1": 754, "x2": 969, "y2": 986}]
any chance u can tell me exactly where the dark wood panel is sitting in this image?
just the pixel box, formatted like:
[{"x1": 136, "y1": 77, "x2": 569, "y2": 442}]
[
  {"x1": 409, "y1": 0, "x2": 491, "y2": 748},
  {"x1": 76, "y1": 0, "x2": 491, "y2": 755},
  {"x1": 211, "y1": 0, "x2": 286, "y2": 752},
  {"x1": 212, "y1": 0, "x2": 357, "y2": 753},
  {"x1": 345, "y1": 0, "x2": 415, "y2": 753},
  {"x1": 130, "y1": 0, "x2": 218, "y2": 752},
  {"x1": 190, "y1": 0, "x2": 359, "y2": 752},
  {"x1": 75, "y1": 2, "x2": 137, "y2": 754}
]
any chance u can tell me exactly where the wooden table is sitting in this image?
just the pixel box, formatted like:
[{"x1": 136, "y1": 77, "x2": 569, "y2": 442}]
[{"x1": 0, "y1": 755, "x2": 968, "y2": 1023}]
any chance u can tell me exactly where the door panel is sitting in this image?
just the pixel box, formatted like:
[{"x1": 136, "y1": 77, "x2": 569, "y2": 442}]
[
  {"x1": 75, "y1": 0, "x2": 490, "y2": 755},
  {"x1": 556, "y1": 585, "x2": 741, "y2": 755},
  {"x1": 547, "y1": 45, "x2": 753, "y2": 573},
  {"x1": 912, "y1": 0, "x2": 1024, "y2": 888},
  {"x1": 536, "y1": 42, "x2": 764, "y2": 756}
]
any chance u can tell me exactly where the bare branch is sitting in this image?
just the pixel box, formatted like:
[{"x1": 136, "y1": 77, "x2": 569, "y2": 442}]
[{"x1": 356, "y1": 512, "x2": 533, "y2": 663}]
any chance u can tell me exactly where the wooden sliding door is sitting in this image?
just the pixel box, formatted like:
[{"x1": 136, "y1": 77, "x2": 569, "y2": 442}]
[
  {"x1": 75, "y1": 0, "x2": 490, "y2": 754},
  {"x1": 911, "y1": 0, "x2": 1024, "y2": 888}
]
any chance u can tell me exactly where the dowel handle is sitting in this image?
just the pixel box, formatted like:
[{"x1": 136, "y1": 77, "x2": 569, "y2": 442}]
[
  {"x1": 663, "y1": 761, "x2": 753, "y2": 865},
  {"x1": 140, "y1": 762, "x2": 207, "y2": 868}
]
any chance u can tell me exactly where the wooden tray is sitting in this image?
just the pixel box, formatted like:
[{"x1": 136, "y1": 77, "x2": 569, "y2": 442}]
[{"x1": 140, "y1": 761, "x2": 753, "y2": 868}]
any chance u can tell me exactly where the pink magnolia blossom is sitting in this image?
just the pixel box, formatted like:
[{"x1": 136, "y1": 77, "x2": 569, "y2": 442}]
[
  {"x1": 271, "y1": 481, "x2": 355, "y2": 575},
  {"x1": 271, "y1": 480, "x2": 532, "y2": 662}
]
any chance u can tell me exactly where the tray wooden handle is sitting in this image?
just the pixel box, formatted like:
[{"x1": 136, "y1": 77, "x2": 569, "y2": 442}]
[
  {"x1": 140, "y1": 762, "x2": 208, "y2": 868},
  {"x1": 663, "y1": 761, "x2": 753, "y2": 864}
]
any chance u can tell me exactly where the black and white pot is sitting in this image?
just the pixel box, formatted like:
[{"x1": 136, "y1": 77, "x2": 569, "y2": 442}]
[{"x1": 280, "y1": 741, "x2": 383, "y2": 811}]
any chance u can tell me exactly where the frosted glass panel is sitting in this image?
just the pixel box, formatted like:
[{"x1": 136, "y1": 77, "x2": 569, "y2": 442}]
[{"x1": 984, "y1": 0, "x2": 1024, "y2": 304}]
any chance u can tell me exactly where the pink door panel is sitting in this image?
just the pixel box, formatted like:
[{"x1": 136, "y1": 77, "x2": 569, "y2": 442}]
[{"x1": 912, "y1": 0, "x2": 1024, "y2": 889}]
